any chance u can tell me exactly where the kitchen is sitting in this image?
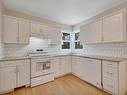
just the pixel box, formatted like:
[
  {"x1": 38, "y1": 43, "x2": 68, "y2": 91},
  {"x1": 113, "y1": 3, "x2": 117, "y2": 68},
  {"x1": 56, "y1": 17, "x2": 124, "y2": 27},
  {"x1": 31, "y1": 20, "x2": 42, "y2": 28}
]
[{"x1": 0, "y1": 0, "x2": 127, "y2": 95}]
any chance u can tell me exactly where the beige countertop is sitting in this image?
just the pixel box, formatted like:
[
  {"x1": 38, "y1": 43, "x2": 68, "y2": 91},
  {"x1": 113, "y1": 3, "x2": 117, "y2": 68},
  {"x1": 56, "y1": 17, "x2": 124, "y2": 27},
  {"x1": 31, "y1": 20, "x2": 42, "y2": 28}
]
[
  {"x1": 71, "y1": 53, "x2": 127, "y2": 62},
  {"x1": 0, "y1": 56, "x2": 30, "y2": 61},
  {"x1": 0, "y1": 53, "x2": 126, "y2": 62},
  {"x1": 45, "y1": 52, "x2": 127, "y2": 62}
]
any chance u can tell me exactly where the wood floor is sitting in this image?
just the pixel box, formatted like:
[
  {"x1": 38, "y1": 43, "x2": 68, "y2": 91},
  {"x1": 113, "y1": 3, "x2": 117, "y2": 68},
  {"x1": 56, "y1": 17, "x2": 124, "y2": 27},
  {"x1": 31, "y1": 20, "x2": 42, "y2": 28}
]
[{"x1": 4, "y1": 74, "x2": 112, "y2": 95}]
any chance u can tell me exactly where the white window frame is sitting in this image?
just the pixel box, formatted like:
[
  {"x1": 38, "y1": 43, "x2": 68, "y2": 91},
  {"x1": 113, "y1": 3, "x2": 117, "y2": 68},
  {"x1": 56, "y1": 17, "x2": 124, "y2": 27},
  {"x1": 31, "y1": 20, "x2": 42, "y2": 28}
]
[
  {"x1": 72, "y1": 31, "x2": 83, "y2": 51},
  {"x1": 61, "y1": 31, "x2": 72, "y2": 52}
]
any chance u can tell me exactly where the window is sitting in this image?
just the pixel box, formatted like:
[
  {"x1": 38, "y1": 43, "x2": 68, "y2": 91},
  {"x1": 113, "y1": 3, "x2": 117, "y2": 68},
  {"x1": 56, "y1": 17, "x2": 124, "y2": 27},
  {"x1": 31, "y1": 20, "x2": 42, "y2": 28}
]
[
  {"x1": 74, "y1": 32, "x2": 83, "y2": 49},
  {"x1": 61, "y1": 32, "x2": 71, "y2": 49}
]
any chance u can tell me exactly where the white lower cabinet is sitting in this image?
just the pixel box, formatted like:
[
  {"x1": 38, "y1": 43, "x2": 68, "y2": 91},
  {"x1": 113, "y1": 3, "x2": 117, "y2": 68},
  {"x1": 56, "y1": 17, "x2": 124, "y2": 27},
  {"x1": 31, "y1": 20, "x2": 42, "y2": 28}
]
[
  {"x1": 17, "y1": 62, "x2": 30, "y2": 87},
  {"x1": 0, "y1": 66, "x2": 16, "y2": 92},
  {"x1": 82, "y1": 58, "x2": 102, "y2": 89},
  {"x1": 102, "y1": 60, "x2": 127, "y2": 95},
  {"x1": 72, "y1": 56, "x2": 84, "y2": 78},
  {"x1": 52, "y1": 56, "x2": 71, "y2": 78},
  {"x1": 72, "y1": 56, "x2": 102, "y2": 89},
  {"x1": 0, "y1": 59, "x2": 30, "y2": 93}
]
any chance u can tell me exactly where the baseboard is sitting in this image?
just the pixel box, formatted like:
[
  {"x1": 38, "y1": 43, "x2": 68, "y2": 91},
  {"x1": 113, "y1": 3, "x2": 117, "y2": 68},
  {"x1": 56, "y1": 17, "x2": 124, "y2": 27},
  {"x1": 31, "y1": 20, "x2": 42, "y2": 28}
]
[
  {"x1": 0, "y1": 89, "x2": 14, "y2": 95},
  {"x1": 54, "y1": 73, "x2": 72, "y2": 79}
]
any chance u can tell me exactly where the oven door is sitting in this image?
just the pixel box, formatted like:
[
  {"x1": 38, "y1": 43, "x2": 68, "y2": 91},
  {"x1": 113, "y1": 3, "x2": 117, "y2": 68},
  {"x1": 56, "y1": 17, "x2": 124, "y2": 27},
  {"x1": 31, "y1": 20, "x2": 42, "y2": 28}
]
[{"x1": 31, "y1": 58, "x2": 53, "y2": 78}]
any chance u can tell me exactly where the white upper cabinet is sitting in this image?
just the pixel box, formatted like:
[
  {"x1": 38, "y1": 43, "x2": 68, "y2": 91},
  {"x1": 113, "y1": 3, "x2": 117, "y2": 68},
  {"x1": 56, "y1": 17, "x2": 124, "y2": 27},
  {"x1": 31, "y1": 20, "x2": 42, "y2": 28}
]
[
  {"x1": 80, "y1": 10, "x2": 127, "y2": 43},
  {"x1": 3, "y1": 15, "x2": 30, "y2": 44},
  {"x1": 80, "y1": 19, "x2": 102, "y2": 43},
  {"x1": 48, "y1": 27, "x2": 61, "y2": 45},
  {"x1": 18, "y1": 19, "x2": 30, "y2": 44},
  {"x1": 89, "y1": 19, "x2": 102, "y2": 43},
  {"x1": 31, "y1": 22, "x2": 49, "y2": 38},
  {"x1": 80, "y1": 24, "x2": 90, "y2": 43},
  {"x1": 3, "y1": 16, "x2": 19, "y2": 43},
  {"x1": 103, "y1": 12, "x2": 126, "y2": 42},
  {"x1": 31, "y1": 21, "x2": 61, "y2": 45}
]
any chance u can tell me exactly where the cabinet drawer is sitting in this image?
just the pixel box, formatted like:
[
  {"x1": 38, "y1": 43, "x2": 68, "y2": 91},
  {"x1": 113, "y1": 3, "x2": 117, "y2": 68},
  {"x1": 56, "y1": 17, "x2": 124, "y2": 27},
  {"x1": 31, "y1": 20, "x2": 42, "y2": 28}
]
[
  {"x1": 103, "y1": 65, "x2": 118, "y2": 79},
  {"x1": 103, "y1": 77, "x2": 118, "y2": 95},
  {"x1": 103, "y1": 61, "x2": 118, "y2": 68}
]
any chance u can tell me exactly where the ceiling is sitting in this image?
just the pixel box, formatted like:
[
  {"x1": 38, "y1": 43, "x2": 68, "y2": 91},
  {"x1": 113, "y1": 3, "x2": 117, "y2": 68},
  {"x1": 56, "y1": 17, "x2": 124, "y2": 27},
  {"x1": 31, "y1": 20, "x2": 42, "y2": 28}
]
[{"x1": 1, "y1": 0, "x2": 127, "y2": 25}]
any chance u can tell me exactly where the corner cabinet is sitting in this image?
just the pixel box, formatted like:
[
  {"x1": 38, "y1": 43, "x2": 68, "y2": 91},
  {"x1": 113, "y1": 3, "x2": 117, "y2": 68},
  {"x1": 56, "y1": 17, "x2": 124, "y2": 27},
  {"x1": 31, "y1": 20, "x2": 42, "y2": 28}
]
[
  {"x1": 52, "y1": 56, "x2": 71, "y2": 78},
  {"x1": 3, "y1": 16, "x2": 30, "y2": 44}
]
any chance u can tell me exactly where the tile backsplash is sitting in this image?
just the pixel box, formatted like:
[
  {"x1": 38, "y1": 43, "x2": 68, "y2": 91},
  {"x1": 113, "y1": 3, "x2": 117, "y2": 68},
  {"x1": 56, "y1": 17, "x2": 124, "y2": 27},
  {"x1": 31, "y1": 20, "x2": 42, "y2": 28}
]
[
  {"x1": 82, "y1": 43, "x2": 127, "y2": 58},
  {"x1": 1, "y1": 37, "x2": 127, "y2": 58},
  {"x1": 3, "y1": 37, "x2": 50, "y2": 57}
]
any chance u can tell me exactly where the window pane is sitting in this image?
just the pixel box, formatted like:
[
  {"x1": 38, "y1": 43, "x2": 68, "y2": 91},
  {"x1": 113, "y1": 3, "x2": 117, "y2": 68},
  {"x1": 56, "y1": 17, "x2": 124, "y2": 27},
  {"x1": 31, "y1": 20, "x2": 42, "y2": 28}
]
[
  {"x1": 75, "y1": 41, "x2": 83, "y2": 49},
  {"x1": 62, "y1": 33, "x2": 70, "y2": 41},
  {"x1": 62, "y1": 42, "x2": 70, "y2": 49},
  {"x1": 75, "y1": 33, "x2": 80, "y2": 40}
]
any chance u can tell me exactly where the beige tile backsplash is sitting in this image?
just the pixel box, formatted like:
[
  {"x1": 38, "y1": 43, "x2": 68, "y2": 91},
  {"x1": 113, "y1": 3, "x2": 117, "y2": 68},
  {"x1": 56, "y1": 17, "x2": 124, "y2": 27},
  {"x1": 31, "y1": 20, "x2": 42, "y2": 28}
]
[
  {"x1": 83, "y1": 43, "x2": 127, "y2": 57},
  {"x1": 1, "y1": 39, "x2": 127, "y2": 58}
]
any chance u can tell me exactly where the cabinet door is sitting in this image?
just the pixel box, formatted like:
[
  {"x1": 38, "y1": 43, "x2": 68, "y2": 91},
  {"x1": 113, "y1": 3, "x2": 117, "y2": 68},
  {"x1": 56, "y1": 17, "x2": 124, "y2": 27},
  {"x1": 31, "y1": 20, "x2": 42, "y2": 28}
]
[
  {"x1": 51, "y1": 58, "x2": 60, "y2": 77},
  {"x1": 49, "y1": 28, "x2": 61, "y2": 45},
  {"x1": 72, "y1": 56, "x2": 83, "y2": 77},
  {"x1": 65, "y1": 56, "x2": 71, "y2": 74},
  {"x1": 82, "y1": 58, "x2": 102, "y2": 89},
  {"x1": 17, "y1": 62, "x2": 30, "y2": 87},
  {"x1": 77, "y1": 57, "x2": 84, "y2": 78},
  {"x1": 103, "y1": 12, "x2": 126, "y2": 42},
  {"x1": 3, "y1": 16, "x2": 18, "y2": 43},
  {"x1": 72, "y1": 56, "x2": 78, "y2": 75},
  {"x1": 0, "y1": 66, "x2": 16, "y2": 92},
  {"x1": 0, "y1": 15, "x2": 2, "y2": 42},
  {"x1": 18, "y1": 19, "x2": 30, "y2": 44},
  {"x1": 89, "y1": 20, "x2": 102, "y2": 43},
  {"x1": 80, "y1": 25, "x2": 90, "y2": 43},
  {"x1": 31, "y1": 22, "x2": 40, "y2": 35},
  {"x1": 31, "y1": 22, "x2": 49, "y2": 38},
  {"x1": 60, "y1": 57, "x2": 66, "y2": 75}
]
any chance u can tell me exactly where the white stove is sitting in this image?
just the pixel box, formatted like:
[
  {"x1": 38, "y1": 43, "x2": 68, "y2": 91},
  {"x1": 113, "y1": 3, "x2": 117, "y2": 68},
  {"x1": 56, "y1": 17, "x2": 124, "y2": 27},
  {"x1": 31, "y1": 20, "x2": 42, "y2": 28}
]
[{"x1": 29, "y1": 50, "x2": 54, "y2": 87}]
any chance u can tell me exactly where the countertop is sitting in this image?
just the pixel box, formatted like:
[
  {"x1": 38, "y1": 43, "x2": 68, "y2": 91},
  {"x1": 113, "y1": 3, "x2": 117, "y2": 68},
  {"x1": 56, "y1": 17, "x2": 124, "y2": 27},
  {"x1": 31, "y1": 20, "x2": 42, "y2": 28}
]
[
  {"x1": 71, "y1": 53, "x2": 127, "y2": 62},
  {"x1": 0, "y1": 53, "x2": 126, "y2": 62},
  {"x1": 0, "y1": 56, "x2": 30, "y2": 61}
]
